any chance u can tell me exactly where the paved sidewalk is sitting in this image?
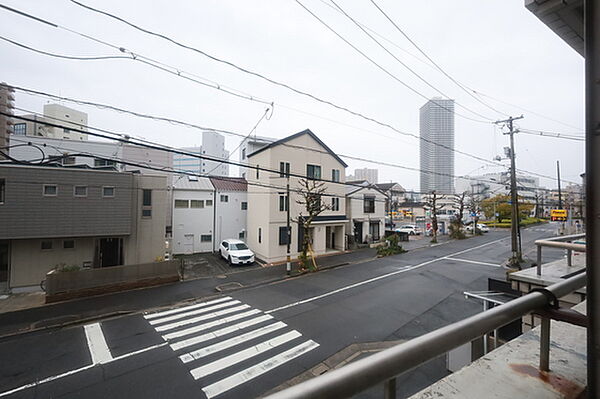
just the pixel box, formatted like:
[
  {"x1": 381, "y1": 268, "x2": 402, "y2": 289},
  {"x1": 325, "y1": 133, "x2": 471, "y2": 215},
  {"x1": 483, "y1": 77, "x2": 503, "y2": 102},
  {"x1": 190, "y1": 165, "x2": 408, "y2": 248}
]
[{"x1": 0, "y1": 234, "x2": 452, "y2": 338}]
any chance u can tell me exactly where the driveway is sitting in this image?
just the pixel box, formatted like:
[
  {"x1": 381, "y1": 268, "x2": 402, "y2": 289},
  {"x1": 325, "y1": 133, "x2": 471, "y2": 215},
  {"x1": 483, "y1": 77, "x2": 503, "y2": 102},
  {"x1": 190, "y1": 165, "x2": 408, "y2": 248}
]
[{"x1": 178, "y1": 252, "x2": 262, "y2": 280}]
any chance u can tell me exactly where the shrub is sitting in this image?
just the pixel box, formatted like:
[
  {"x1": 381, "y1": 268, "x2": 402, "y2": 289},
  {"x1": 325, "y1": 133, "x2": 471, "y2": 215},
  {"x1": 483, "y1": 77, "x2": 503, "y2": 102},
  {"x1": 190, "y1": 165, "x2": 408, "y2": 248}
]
[
  {"x1": 53, "y1": 263, "x2": 81, "y2": 272},
  {"x1": 449, "y1": 221, "x2": 466, "y2": 239},
  {"x1": 377, "y1": 234, "x2": 407, "y2": 257}
]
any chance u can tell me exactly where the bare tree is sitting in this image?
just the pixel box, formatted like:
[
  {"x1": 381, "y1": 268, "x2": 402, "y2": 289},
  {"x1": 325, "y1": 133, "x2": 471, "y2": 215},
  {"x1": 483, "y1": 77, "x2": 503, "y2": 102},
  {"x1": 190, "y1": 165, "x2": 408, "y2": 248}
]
[
  {"x1": 294, "y1": 178, "x2": 332, "y2": 271},
  {"x1": 449, "y1": 191, "x2": 467, "y2": 239},
  {"x1": 468, "y1": 192, "x2": 482, "y2": 235},
  {"x1": 425, "y1": 190, "x2": 444, "y2": 243}
]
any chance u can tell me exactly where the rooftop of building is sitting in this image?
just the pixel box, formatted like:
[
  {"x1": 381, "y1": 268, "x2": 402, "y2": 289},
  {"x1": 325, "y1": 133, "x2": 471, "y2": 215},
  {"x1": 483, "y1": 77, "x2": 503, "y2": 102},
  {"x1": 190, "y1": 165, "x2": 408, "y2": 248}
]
[{"x1": 209, "y1": 176, "x2": 247, "y2": 191}]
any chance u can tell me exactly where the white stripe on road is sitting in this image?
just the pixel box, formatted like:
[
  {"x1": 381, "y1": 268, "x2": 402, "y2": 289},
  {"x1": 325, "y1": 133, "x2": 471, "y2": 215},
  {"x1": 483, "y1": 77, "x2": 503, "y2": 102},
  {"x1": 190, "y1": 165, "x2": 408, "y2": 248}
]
[
  {"x1": 180, "y1": 322, "x2": 288, "y2": 363},
  {"x1": 190, "y1": 330, "x2": 301, "y2": 380},
  {"x1": 170, "y1": 314, "x2": 274, "y2": 351},
  {"x1": 148, "y1": 300, "x2": 241, "y2": 325},
  {"x1": 266, "y1": 236, "x2": 508, "y2": 314},
  {"x1": 144, "y1": 297, "x2": 232, "y2": 320},
  {"x1": 162, "y1": 309, "x2": 262, "y2": 340},
  {"x1": 155, "y1": 304, "x2": 251, "y2": 332},
  {"x1": 83, "y1": 323, "x2": 112, "y2": 365},
  {"x1": 201, "y1": 340, "x2": 319, "y2": 399},
  {"x1": 445, "y1": 257, "x2": 501, "y2": 267}
]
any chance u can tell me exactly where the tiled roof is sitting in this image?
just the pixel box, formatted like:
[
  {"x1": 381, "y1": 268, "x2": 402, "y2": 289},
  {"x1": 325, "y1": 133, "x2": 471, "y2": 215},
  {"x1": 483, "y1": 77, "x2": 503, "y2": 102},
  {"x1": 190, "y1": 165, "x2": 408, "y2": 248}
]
[{"x1": 209, "y1": 177, "x2": 247, "y2": 192}]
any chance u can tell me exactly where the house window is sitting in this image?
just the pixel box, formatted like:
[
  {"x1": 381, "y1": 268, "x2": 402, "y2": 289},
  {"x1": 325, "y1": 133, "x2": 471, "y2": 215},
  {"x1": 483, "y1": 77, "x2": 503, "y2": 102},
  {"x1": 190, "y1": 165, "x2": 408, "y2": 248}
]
[
  {"x1": 142, "y1": 209, "x2": 152, "y2": 217},
  {"x1": 220, "y1": 195, "x2": 229, "y2": 202},
  {"x1": 307, "y1": 164, "x2": 321, "y2": 179},
  {"x1": 0, "y1": 179, "x2": 5, "y2": 204},
  {"x1": 174, "y1": 199, "x2": 189, "y2": 208},
  {"x1": 279, "y1": 194, "x2": 288, "y2": 212},
  {"x1": 364, "y1": 195, "x2": 375, "y2": 213},
  {"x1": 241, "y1": 148, "x2": 246, "y2": 159},
  {"x1": 43, "y1": 184, "x2": 58, "y2": 197},
  {"x1": 63, "y1": 240, "x2": 75, "y2": 249},
  {"x1": 41, "y1": 241, "x2": 53, "y2": 250},
  {"x1": 94, "y1": 158, "x2": 116, "y2": 167},
  {"x1": 308, "y1": 193, "x2": 321, "y2": 213},
  {"x1": 279, "y1": 226, "x2": 290, "y2": 245},
  {"x1": 143, "y1": 189, "x2": 152, "y2": 206},
  {"x1": 332, "y1": 169, "x2": 340, "y2": 182},
  {"x1": 13, "y1": 123, "x2": 26, "y2": 135},
  {"x1": 239, "y1": 231, "x2": 245, "y2": 240},
  {"x1": 241, "y1": 201, "x2": 247, "y2": 210},
  {"x1": 258, "y1": 228, "x2": 262, "y2": 244},
  {"x1": 200, "y1": 234, "x2": 212, "y2": 242},
  {"x1": 191, "y1": 200, "x2": 204, "y2": 208},
  {"x1": 206, "y1": 199, "x2": 213, "y2": 206},
  {"x1": 102, "y1": 186, "x2": 115, "y2": 198},
  {"x1": 256, "y1": 164, "x2": 260, "y2": 179},
  {"x1": 331, "y1": 197, "x2": 340, "y2": 211},
  {"x1": 279, "y1": 162, "x2": 290, "y2": 177},
  {"x1": 74, "y1": 186, "x2": 87, "y2": 197}
]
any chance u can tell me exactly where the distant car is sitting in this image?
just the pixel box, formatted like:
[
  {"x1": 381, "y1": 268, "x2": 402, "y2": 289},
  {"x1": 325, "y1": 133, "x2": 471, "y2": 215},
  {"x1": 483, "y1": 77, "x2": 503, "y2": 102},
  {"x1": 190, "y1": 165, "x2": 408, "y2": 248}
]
[
  {"x1": 219, "y1": 239, "x2": 255, "y2": 265},
  {"x1": 395, "y1": 225, "x2": 421, "y2": 235},
  {"x1": 466, "y1": 223, "x2": 490, "y2": 233}
]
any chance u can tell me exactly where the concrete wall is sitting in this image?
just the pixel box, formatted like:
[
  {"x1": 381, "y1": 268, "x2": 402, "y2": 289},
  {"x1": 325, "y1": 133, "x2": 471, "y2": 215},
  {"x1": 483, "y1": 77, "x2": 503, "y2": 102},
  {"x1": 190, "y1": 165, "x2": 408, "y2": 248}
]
[
  {"x1": 43, "y1": 104, "x2": 88, "y2": 141},
  {"x1": 0, "y1": 165, "x2": 133, "y2": 240},
  {"x1": 9, "y1": 237, "x2": 97, "y2": 289},
  {"x1": 125, "y1": 175, "x2": 167, "y2": 265},
  {"x1": 172, "y1": 188, "x2": 215, "y2": 254},
  {"x1": 45, "y1": 259, "x2": 180, "y2": 301},
  {"x1": 214, "y1": 189, "x2": 247, "y2": 250}
]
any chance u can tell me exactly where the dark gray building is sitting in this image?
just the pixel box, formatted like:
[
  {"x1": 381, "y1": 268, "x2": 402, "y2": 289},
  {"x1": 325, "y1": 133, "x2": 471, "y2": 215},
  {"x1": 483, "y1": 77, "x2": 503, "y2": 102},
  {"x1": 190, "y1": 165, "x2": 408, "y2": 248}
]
[{"x1": 420, "y1": 98, "x2": 455, "y2": 194}]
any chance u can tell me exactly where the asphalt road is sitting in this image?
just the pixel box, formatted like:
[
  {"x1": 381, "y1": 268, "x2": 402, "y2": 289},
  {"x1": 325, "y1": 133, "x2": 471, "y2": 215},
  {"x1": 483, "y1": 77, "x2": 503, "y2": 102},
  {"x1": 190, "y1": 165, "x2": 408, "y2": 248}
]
[{"x1": 0, "y1": 224, "x2": 565, "y2": 399}]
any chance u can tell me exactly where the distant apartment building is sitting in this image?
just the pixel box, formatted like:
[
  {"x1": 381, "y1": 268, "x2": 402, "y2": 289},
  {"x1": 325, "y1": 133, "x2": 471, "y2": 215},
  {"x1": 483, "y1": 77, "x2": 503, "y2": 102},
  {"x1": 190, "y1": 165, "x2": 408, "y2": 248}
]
[
  {"x1": 347, "y1": 168, "x2": 378, "y2": 184},
  {"x1": 455, "y1": 172, "x2": 542, "y2": 202},
  {"x1": 13, "y1": 104, "x2": 88, "y2": 141},
  {"x1": 173, "y1": 131, "x2": 230, "y2": 176},
  {"x1": 238, "y1": 135, "x2": 273, "y2": 179},
  {"x1": 0, "y1": 83, "x2": 14, "y2": 157},
  {"x1": 420, "y1": 98, "x2": 455, "y2": 194},
  {"x1": 0, "y1": 164, "x2": 167, "y2": 292},
  {"x1": 246, "y1": 129, "x2": 348, "y2": 263},
  {"x1": 346, "y1": 181, "x2": 386, "y2": 244}
]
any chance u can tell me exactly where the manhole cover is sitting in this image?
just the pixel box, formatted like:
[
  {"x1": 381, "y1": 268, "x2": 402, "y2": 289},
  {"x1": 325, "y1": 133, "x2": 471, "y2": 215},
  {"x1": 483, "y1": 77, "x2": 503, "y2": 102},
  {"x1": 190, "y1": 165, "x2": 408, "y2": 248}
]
[{"x1": 215, "y1": 282, "x2": 243, "y2": 292}]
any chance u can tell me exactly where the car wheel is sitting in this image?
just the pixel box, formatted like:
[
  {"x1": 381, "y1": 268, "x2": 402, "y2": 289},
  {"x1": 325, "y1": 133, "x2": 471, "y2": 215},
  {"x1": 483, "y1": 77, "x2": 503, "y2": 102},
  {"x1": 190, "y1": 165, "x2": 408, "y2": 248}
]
[
  {"x1": 410, "y1": 231, "x2": 415, "y2": 235},
  {"x1": 228, "y1": 256, "x2": 233, "y2": 266}
]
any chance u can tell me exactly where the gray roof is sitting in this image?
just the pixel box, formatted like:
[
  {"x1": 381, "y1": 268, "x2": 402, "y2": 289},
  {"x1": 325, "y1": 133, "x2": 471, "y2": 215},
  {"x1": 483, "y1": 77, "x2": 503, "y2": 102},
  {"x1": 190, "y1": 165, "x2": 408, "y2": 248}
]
[
  {"x1": 172, "y1": 175, "x2": 214, "y2": 191},
  {"x1": 247, "y1": 129, "x2": 348, "y2": 168}
]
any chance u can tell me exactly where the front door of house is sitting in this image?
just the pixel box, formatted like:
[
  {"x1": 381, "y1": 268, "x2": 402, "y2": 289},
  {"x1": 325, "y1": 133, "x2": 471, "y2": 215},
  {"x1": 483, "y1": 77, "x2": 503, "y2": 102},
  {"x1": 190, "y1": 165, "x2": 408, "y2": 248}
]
[
  {"x1": 0, "y1": 241, "x2": 9, "y2": 293},
  {"x1": 184, "y1": 234, "x2": 194, "y2": 254}
]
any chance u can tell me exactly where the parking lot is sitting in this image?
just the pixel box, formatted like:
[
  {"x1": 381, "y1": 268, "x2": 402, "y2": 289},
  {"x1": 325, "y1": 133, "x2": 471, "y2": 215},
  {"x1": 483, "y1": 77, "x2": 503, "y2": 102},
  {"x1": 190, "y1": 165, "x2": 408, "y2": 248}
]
[{"x1": 178, "y1": 252, "x2": 263, "y2": 280}]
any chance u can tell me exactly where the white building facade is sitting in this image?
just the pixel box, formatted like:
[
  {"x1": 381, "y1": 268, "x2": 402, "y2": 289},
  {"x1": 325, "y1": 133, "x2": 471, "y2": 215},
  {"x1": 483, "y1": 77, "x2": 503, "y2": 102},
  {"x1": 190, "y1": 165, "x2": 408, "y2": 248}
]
[
  {"x1": 346, "y1": 183, "x2": 386, "y2": 244},
  {"x1": 171, "y1": 176, "x2": 215, "y2": 255},
  {"x1": 173, "y1": 131, "x2": 230, "y2": 176},
  {"x1": 13, "y1": 104, "x2": 88, "y2": 141},
  {"x1": 246, "y1": 129, "x2": 348, "y2": 264},
  {"x1": 210, "y1": 177, "x2": 248, "y2": 251}
]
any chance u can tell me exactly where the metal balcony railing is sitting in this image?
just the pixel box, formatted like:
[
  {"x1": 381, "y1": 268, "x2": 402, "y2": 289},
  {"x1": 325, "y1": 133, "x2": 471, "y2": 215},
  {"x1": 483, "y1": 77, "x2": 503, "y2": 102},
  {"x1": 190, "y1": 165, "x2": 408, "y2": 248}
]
[
  {"x1": 535, "y1": 233, "x2": 586, "y2": 275},
  {"x1": 265, "y1": 272, "x2": 587, "y2": 399}
]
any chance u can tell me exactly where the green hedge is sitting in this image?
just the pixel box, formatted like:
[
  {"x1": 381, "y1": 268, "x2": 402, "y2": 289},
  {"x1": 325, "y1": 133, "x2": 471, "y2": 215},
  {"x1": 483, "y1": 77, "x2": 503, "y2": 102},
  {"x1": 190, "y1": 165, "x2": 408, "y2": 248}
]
[{"x1": 481, "y1": 218, "x2": 546, "y2": 228}]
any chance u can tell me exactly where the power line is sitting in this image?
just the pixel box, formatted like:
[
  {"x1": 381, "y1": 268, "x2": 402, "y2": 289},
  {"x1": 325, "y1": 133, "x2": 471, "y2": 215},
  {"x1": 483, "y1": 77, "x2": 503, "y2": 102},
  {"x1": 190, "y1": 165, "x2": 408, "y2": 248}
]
[
  {"x1": 518, "y1": 129, "x2": 585, "y2": 142},
  {"x1": 327, "y1": 0, "x2": 496, "y2": 121},
  {"x1": 368, "y1": 0, "x2": 509, "y2": 118},
  {"x1": 10, "y1": 85, "x2": 577, "y2": 185},
  {"x1": 0, "y1": 4, "x2": 273, "y2": 107},
  {"x1": 294, "y1": 0, "x2": 491, "y2": 123}
]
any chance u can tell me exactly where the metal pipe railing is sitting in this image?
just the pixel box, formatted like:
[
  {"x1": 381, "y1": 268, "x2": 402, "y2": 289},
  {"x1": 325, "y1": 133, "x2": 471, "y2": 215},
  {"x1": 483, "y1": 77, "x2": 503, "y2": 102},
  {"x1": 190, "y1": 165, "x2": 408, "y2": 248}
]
[
  {"x1": 535, "y1": 233, "x2": 585, "y2": 275},
  {"x1": 265, "y1": 273, "x2": 587, "y2": 399}
]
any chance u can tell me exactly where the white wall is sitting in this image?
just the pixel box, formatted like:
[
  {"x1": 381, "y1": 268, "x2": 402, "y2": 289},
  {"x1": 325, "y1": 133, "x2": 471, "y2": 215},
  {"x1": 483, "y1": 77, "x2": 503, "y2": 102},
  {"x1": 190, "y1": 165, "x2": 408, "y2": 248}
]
[
  {"x1": 172, "y1": 189, "x2": 215, "y2": 254},
  {"x1": 346, "y1": 187, "x2": 386, "y2": 242},
  {"x1": 214, "y1": 190, "x2": 247, "y2": 249}
]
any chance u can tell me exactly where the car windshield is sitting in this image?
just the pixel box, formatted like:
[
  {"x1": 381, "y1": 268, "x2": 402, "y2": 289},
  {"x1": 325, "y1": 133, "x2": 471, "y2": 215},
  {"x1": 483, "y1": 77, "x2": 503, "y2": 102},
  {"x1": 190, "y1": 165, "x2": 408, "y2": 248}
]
[{"x1": 230, "y1": 243, "x2": 248, "y2": 250}]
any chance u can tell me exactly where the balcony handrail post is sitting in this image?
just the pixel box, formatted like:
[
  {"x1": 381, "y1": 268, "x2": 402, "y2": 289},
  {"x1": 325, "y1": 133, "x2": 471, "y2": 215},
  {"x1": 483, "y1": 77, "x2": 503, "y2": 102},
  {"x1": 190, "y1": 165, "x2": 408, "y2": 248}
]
[
  {"x1": 539, "y1": 316, "x2": 551, "y2": 372},
  {"x1": 537, "y1": 244, "x2": 542, "y2": 276},
  {"x1": 383, "y1": 378, "x2": 396, "y2": 399}
]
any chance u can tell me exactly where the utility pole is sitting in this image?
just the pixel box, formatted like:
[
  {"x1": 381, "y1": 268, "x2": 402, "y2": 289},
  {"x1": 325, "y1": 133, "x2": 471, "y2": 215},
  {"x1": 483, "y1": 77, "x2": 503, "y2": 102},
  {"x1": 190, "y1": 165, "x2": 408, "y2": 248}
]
[
  {"x1": 495, "y1": 115, "x2": 524, "y2": 267},
  {"x1": 557, "y1": 160, "x2": 563, "y2": 209},
  {"x1": 286, "y1": 174, "x2": 291, "y2": 275}
]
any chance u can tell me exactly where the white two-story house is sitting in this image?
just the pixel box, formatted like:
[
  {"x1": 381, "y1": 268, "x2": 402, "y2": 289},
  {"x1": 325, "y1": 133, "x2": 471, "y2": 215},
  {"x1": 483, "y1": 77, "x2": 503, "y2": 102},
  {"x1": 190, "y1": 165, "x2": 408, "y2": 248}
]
[
  {"x1": 246, "y1": 129, "x2": 348, "y2": 264},
  {"x1": 346, "y1": 181, "x2": 386, "y2": 244}
]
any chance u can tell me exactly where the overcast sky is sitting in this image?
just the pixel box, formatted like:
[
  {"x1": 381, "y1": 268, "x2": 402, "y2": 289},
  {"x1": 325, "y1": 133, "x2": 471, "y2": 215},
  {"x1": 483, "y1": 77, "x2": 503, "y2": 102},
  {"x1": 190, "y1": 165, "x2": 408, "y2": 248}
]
[{"x1": 1, "y1": 0, "x2": 585, "y2": 191}]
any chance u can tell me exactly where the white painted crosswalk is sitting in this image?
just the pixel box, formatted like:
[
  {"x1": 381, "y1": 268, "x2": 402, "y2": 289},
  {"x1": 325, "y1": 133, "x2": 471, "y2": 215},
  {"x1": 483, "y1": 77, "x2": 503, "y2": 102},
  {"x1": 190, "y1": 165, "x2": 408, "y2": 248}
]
[{"x1": 144, "y1": 297, "x2": 318, "y2": 398}]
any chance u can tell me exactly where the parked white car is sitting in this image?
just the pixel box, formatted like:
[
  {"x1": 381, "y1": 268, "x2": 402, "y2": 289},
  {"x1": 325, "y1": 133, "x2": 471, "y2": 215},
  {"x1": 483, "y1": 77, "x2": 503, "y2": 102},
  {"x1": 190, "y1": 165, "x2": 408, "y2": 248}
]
[
  {"x1": 395, "y1": 225, "x2": 421, "y2": 235},
  {"x1": 466, "y1": 223, "x2": 490, "y2": 233},
  {"x1": 219, "y1": 239, "x2": 255, "y2": 265}
]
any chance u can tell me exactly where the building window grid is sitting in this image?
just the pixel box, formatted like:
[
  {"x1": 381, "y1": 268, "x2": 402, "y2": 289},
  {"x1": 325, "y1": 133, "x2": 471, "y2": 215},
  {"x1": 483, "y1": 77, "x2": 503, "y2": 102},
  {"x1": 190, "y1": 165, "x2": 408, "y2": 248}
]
[
  {"x1": 220, "y1": 195, "x2": 229, "y2": 203},
  {"x1": 331, "y1": 197, "x2": 340, "y2": 211},
  {"x1": 191, "y1": 200, "x2": 204, "y2": 208},
  {"x1": 364, "y1": 195, "x2": 375, "y2": 214},
  {"x1": 73, "y1": 185, "x2": 88, "y2": 197},
  {"x1": 0, "y1": 178, "x2": 5, "y2": 204},
  {"x1": 306, "y1": 164, "x2": 321, "y2": 180},
  {"x1": 279, "y1": 193, "x2": 288, "y2": 212},
  {"x1": 102, "y1": 186, "x2": 115, "y2": 198},
  {"x1": 279, "y1": 162, "x2": 290, "y2": 177},
  {"x1": 174, "y1": 199, "x2": 189, "y2": 208},
  {"x1": 43, "y1": 184, "x2": 58, "y2": 197},
  {"x1": 241, "y1": 201, "x2": 248, "y2": 210}
]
